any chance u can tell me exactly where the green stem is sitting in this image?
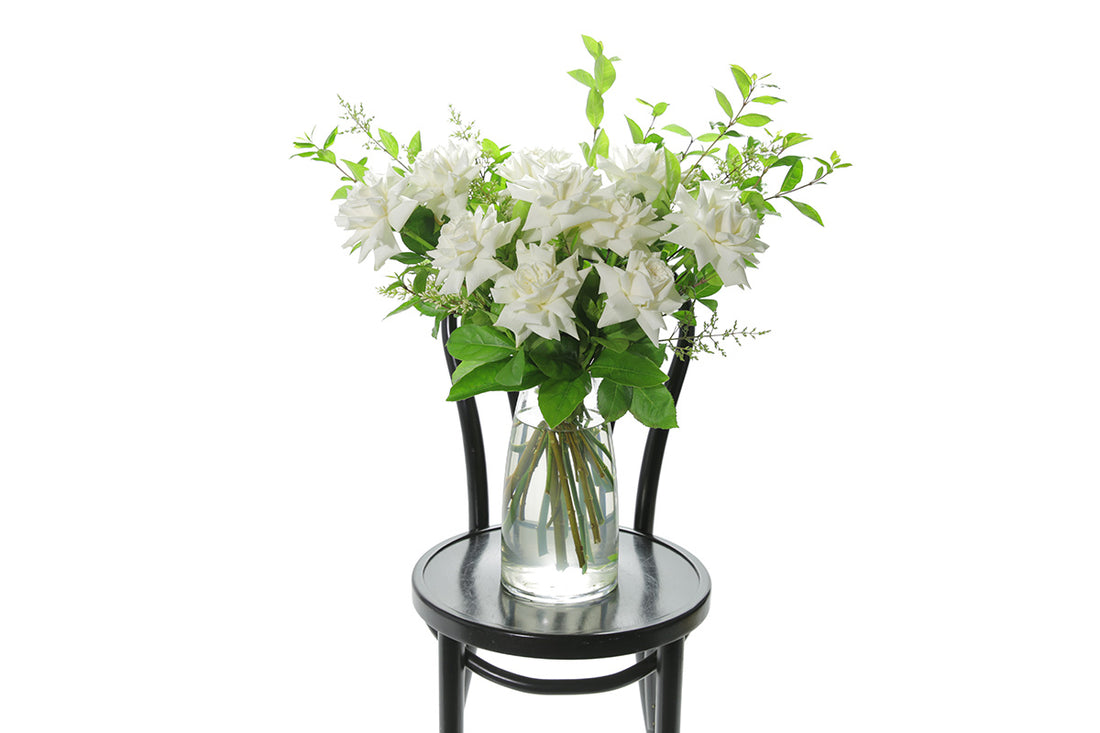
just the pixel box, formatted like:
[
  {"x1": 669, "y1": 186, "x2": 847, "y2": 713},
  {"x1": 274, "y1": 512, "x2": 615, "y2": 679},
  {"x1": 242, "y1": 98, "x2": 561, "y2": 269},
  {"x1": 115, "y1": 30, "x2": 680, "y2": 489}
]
[
  {"x1": 549, "y1": 433, "x2": 587, "y2": 572},
  {"x1": 565, "y1": 433, "x2": 603, "y2": 542}
]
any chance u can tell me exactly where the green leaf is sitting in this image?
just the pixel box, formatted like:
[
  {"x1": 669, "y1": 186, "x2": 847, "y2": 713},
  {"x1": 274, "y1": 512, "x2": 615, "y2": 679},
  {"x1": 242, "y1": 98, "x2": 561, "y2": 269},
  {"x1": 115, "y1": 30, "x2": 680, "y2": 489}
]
[
  {"x1": 591, "y1": 335, "x2": 630, "y2": 353},
  {"x1": 408, "y1": 131, "x2": 422, "y2": 162},
  {"x1": 384, "y1": 298, "x2": 417, "y2": 319},
  {"x1": 586, "y1": 89, "x2": 604, "y2": 129},
  {"x1": 695, "y1": 264, "x2": 724, "y2": 298},
  {"x1": 699, "y1": 298, "x2": 718, "y2": 312},
  {"x1": 528, "y1": 337, "x2": 582, "y2": 380},
  {"x1": 594, "y1": 128, "x2": 610, "y2": 160},
  {"x1": 401, "y1": 230, "x2": 432, "y2": 255},
  {"x1": 447, "y1": 362, "x2": 505, "y2": 401},
  {"x1": 784, "y1": 132, "x2": 813, "y2": 147},
  {"x1": 331, "y1": 185, "x2": 351, "y2": 200},
  {"x1": 496, "y1": 350, "x2": 528, "y2": 387},
  {"x1": 786, "y1": 198, "x2": 824, "y2": 226},
  {"x1": 581, "y1": 34, "x2": 603, "y2": 58},
  {"x1": 652, "y1": 102, "x2": 669, "y2": 117},
  {"x1": 390, "y1": 252, "x2": 425, "y2": 265},
  {"x1": 633, "y1": 340, "x2": 667, "y2": 367},
  {"x1": 315, "y1": 148, "x2": 337, "y2": 165},
  {"x1": 664, "y1": 148, "x2": 681, "y2": 197},
  {"x1": 594, "y1": 55, "x2": 616, "y2": 93},
  {"x1": 481, "y1": 137, "x2": 503, "y2": 161},
  {"x1": 730, "y1": 65, "x2": 752, "y2": 100},
  {"x1": 726, "y1": 144, "x2": 743, "y2": 170},
  {"x1": 445, "y1": 325, "x2": 516, "y2": 362},
  {"x1": 752, "y1": 95, "x2": 785, "y2": 105},
  {"x1": 589, "y1": 349, "x2": 669, "y2": 388},
  {"x1": 625, "y1": 116, "x2": 644, "y2": 144},
  {"x1": 597, "y1": 380, "x2": 633, "y2": 422},
  {"x1": 714, "y1": 88, "x2": 734, "y2": 118},
  {"x1": 510, "y1": 200, "x2": 531, "y2": 229},
  {"x1": 671, "y1": 309, "x2": 696, "y2": 326},
  {"x1": 323, "y1": 127, "x2": 338, "y2": 149},
  {"x1": 737, "y1": 113, "x2": 772, "y2": 127},
  {"x1": 378, "y1": 128, "x2": 399, "y2": 159},
  {"x1": 780, "y1": 159, "x2": 804, "y2": 193},
  {"x1": 629, "y1": 385, "x2": 678, "y2": 429},
  {"x1": 341, "y1": 159, "x2": 367, "y2": 182},
  {"x1": 401, "y1": 207, "x2": 438, "y2": 253},
  {"x1": 741, "y1": 190, "x2": 768, "y2": 214},
  {"x1": 662, "y1": 123, "x2": 691, "y2": 137},
  {"x1": 538, "y1": 375, "x2": 592, "y2": 429},
  {"x1": 568, "y1": 69, "x2": 596, "y2": 89}
]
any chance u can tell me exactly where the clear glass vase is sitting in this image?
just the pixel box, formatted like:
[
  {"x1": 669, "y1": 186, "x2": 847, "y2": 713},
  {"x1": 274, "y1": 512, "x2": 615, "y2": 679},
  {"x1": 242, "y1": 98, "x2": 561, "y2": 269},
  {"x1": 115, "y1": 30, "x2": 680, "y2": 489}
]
[{"x1": 500, "y1": 385, "x2": 618, "y2": 604}]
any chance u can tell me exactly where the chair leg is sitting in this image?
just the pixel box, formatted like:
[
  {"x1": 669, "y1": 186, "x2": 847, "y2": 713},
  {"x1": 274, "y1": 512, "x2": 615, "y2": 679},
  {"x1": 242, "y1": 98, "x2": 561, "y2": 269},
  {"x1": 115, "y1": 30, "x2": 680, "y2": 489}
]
[
  {"x1": 655, "y1": 638, "x2": 685, "y2": 733},
  {"x1": 439, "y1": 634, "x2": 465, "y2": 733},
  {"x1": 637, "y1": 650, "x2": 657, "y2": 733}
]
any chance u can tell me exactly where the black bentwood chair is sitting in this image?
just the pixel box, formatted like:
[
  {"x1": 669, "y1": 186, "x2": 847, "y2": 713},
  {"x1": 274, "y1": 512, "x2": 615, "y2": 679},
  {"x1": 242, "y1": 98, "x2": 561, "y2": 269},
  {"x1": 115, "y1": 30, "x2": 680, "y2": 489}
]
[{"x1": 411, "y1": 315, "x2": 711, "y2": 733}]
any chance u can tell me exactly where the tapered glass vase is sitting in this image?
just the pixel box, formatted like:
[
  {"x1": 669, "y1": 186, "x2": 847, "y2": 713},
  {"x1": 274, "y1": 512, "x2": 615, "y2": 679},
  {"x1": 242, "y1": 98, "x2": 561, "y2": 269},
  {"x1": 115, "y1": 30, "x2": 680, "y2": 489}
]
[{"x1": 500, "y1": 386, "x2": 618, "y2": 604}]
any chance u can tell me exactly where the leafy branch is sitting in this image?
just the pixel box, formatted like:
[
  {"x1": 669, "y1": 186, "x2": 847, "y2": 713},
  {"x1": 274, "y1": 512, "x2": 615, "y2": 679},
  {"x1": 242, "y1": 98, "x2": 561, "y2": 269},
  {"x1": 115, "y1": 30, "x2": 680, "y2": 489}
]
[{"x1": 661, "y1": 309, "x2": 771, "y2": 359}]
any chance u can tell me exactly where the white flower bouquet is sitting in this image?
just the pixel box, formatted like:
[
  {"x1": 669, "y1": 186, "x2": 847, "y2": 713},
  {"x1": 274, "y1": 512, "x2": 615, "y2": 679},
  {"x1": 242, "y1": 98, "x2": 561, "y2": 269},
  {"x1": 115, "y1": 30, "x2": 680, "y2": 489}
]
[{"x1": 294, "y1": 36, "x2": 846, "y2": 590}]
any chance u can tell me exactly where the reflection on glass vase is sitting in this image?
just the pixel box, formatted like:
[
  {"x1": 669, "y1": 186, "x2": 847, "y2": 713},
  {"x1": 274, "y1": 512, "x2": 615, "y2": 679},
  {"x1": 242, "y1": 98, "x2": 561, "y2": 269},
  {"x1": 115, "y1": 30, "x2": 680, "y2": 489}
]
[{"x1": 501, "y1": 385, "x2": 618, "y2": 604}]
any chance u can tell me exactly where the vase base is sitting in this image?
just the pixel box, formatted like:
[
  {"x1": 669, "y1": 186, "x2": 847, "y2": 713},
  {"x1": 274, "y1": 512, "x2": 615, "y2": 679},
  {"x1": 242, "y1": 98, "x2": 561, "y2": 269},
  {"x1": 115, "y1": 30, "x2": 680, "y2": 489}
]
[{"x1": 501, "y1": 562, "x2": 618, "y2": 605}]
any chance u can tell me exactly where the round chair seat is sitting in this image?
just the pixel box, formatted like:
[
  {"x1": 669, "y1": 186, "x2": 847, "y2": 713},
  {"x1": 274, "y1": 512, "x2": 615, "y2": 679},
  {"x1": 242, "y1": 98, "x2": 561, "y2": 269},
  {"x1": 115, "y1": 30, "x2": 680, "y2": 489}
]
[{"x1": 412, "y1": 526, "x2": 711, "y2": 660}]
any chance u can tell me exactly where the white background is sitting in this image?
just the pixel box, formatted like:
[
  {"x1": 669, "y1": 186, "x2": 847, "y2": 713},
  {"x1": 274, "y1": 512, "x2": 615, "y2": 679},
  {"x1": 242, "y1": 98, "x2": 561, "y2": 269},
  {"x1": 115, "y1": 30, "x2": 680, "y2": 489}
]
[{"x1": 2, "y1": 1, "x2": 1097, "y2": 731}]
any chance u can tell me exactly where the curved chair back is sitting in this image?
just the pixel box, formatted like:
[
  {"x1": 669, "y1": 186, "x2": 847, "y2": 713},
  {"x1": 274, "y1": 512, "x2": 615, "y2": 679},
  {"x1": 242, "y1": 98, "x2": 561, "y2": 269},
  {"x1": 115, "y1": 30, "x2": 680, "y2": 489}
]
[{"x1": 441, "y1": 313, "x2": 695, "y2": 536}]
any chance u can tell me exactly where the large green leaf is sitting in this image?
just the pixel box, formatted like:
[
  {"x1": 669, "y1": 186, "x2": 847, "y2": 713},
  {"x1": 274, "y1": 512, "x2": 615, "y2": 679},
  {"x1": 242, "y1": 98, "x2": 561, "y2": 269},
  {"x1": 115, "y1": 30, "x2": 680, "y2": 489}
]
[
  {"x1": 597, "y1": 380, "x2": 633, "y2": 422},
  {"x1": 786, "y1": 198, "x2": 824, "y2": 226},
  {"x1": 737, "y1": 113, "x2": 772, "y2": 127},
  {"x1": 586, "y1": 89, "x2": 605, "y2": 129},
  {"x1": 568, "y1": 69, "x2": 596, "y2": 89},
  {"x1": 447, "y1": 362, "x2": 505, "y2": 401},
  {"x1": 780, "y1": 159, "x2": 804, "y2": 193},
  {"x1": 664, "y1": 148, "x2": 681, "y2": 197},
  {"x1": 538, "y1": 376, "x2": 592, "y2": 429},
  {"x1": 594, "y1": 55, "x2": 616, "y2": 93},
  {"x1": 528, "y1": 337, "x2": 582, "y2": 380},
  {"x1": 629, "y1": 384, "x2": 678, "y2": 429},
  {"x1": 496, "y1": 350, "x2": 528, "y2": 387},
  {"x1": 589, "y1": 350, "x2": 668, "y2": 387},
  {"x1": 445, "y1": 325, "x2": 516, "y2": 362},
  {"x1": 730, "y1": 65, "x2": 752, "y2": 100},
  {"x1": 378, "y1": 128, "x2": 399, "y2": 159},
  {"x1": 714, "y1": 88, "x2": 734, "y2": 118}
]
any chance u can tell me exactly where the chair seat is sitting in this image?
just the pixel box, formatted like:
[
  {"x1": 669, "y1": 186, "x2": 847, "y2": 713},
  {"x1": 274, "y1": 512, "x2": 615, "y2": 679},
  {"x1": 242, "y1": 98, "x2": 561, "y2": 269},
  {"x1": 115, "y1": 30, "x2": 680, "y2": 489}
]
[{"x1": 412, "y1": 527, "x2": 711, "y2": 660}]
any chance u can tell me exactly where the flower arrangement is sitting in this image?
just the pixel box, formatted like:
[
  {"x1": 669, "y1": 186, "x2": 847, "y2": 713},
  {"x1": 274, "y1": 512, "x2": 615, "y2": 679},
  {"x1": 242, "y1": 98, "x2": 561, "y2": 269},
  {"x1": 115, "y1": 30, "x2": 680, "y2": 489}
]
[{"x1": 294, "y1": 36, "x2": 846, "y2": 592}]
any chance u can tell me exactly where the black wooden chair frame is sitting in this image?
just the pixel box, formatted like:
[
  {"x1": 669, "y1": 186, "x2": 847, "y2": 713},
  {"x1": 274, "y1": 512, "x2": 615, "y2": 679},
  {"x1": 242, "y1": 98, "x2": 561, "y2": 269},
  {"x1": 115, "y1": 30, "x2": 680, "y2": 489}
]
[{"x1": 411, "y1": 313, "x2": 710, "y2": 733}]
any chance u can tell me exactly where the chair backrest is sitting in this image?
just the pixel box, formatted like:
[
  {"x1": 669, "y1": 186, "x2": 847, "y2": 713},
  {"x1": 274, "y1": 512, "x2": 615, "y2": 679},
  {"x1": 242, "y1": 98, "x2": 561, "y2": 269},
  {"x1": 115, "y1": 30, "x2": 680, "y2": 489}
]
[{"x1": 441, "y1": 314, "x2": 695, "y2": 536}]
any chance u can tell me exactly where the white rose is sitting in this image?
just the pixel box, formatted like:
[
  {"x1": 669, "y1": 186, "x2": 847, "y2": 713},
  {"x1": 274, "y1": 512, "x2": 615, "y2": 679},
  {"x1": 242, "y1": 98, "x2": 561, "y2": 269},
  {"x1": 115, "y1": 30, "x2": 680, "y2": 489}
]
[
  {"x1": 594, "y1": 250, "x2": 683, "y2": 345},
  {"x1": 506, "y1": 162, "x2": 613, "y2": 244},
  {"x1": 663, "y1": 182, "x2": 767, "y2": 288},
  {"x1": 597, "y1": 143, "x2": 667, "y2": 202},
  {"x1": 492, "y1": 241, "x2": 582, "y2": 344},
  {"x1": 578, "y1": 196, "x2": 671, "y2": 258},
  {"x1": 405, "y1": 140, "x2": 482, "y2": 221},
  {"x1": 334, "y1": 171, "x2": 418, "y2": 270},
  {"x1": 499, "y1": 148, "x2": 573, "y2": 184},
  {"x1": 428, "y1": 208, "x2": 519, "y2": 294}
]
